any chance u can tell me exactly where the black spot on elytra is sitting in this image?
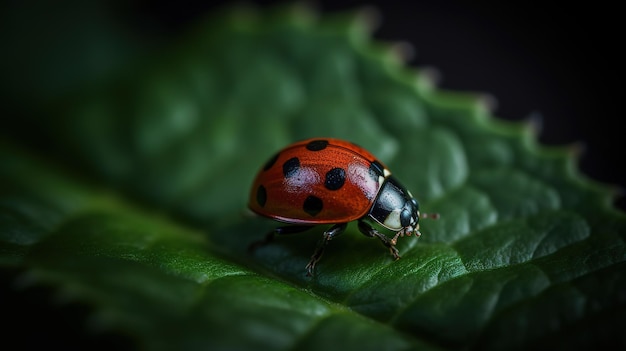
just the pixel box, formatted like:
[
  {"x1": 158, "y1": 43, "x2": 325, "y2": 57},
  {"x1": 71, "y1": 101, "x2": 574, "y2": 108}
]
[
  {"x1": 369, "y1": 160, "x2": 385, "y2": 180},
  {"x1": 303, "y1": 195, "x2": 323, "y2": 216},
  {"x1": 263, "y1": 153, "x2": 279, "y2": 171},
  {"x1": 256, "y1": 185, "x2": 267, "y2": 207},
  {"x1": 324, "y1": 168, "x2": 346, "y2": 190},
  {"x1": 306, "y1": 140, "x2": 328, "y2": 151},
  {"x1": 283, "y1": 157, "x2": 300, "y2": 178}
]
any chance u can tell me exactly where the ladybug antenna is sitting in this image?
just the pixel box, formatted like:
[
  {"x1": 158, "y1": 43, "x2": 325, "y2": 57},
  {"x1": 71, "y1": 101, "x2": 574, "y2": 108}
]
[{"x1": 420, "y1": 212, "x2": 440, "y2": 220}]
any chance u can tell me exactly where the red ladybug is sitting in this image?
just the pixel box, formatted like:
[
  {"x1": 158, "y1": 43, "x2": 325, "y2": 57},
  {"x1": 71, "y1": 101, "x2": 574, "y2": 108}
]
[{"x1": 249, "y1": 138, "x2": 437, "y2": 276}]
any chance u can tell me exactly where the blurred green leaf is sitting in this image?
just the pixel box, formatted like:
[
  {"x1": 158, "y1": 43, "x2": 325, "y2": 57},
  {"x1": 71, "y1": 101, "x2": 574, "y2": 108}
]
[{"x1": 1, "y1": 3, "x2": 625, "y2": 351}]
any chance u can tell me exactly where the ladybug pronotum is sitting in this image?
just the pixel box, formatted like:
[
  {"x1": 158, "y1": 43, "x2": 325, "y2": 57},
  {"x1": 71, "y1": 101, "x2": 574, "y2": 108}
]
[{"x1": 248, "y1": 138, "x2": 437, "y2": 276}]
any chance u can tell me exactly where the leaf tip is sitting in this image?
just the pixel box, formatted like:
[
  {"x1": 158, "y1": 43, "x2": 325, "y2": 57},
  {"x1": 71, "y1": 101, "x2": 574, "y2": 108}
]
[
  {"x1": 567, "y1": 140, "x2": 586, "y2": 159},
  {"x1": 475, "y1": 92, "x2": 498, "y2": 112},
  {"x1": 415, "y1": 66, "x2": 441, "y2": 90},
  {"x1": 389, "y1": 41, "x2": 416, "y2": 63},
  {"x1": 521, "y1": 111, "x2": 543, "y2": 138},
  {"x1": 285, "y1": 1, "x2": 319, "y2": 19},
  {"x1": 354, "y1": 5, "x2": 382, "y2": 33},
  {"x1": 608, "y1": 183, "x2": 625, "y2": 202}
]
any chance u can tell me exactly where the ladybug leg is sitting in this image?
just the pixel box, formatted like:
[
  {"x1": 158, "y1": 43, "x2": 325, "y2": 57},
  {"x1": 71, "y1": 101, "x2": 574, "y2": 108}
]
[
  {"x1": 248, "y1": 225, "x2": 314, "y2": 253},
  {"x1": 357, "y1": 220, "x2": 401, "y2": 260},
  {"x1": 305, "y1": 223, "x2": 347, "y2": 276}
]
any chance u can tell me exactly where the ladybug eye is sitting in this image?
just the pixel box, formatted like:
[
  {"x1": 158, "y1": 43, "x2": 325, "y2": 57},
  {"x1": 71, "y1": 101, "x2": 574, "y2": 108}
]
[
  {"x1": 400, "y1": 208, "x2": 412, "y2": 227},
  {"x1": 411, "y1": 198, "x2": 419, "y2": 210}
]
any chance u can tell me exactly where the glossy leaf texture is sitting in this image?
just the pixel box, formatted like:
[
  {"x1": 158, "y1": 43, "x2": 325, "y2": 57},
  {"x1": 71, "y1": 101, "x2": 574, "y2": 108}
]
[{"x1": 1, "y1": 3, "x2": 625, "y2": 350}]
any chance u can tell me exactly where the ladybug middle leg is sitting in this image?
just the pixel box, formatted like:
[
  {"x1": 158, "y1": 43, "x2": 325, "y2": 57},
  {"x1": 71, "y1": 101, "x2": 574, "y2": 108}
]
[
  {"x1": 305, "y1": 223, "x2": 347, "y2": 276},
  {"x1": 358, "y1": 220, "x2": 401, "y2": 260}
]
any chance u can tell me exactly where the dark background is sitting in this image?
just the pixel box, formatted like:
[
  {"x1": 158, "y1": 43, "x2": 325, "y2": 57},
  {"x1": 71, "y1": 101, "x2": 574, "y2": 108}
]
[{"x1": 3, "y1": 1, "x2": 624, "y2": 350}]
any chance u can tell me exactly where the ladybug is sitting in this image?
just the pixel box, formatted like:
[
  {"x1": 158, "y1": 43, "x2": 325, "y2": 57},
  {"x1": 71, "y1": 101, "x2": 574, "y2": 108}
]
[{"x1": 248, "y1": 138, "x2": 437, "y2": 276}]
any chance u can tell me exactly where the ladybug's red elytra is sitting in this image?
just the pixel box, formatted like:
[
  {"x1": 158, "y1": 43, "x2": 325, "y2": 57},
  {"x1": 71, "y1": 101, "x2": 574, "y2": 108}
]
[{"x1": 248, "y1": 138, "x2": 438, "y2": 276}]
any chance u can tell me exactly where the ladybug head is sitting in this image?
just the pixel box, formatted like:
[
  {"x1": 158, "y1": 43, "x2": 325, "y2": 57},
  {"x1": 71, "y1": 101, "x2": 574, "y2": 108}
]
[
  {"x1": 370, "y1": 177, "x2": 421, "y2": 232},
  {"x1": 399, "y1": 198, "x2": 420, "y2": 236},
  {"x1": 370, "y1": 177, "x2": 439, "y2": 241}
]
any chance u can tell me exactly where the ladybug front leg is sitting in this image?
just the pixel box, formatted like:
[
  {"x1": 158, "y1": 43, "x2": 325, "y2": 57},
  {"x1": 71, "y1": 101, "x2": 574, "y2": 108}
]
[
  {"x1": 357, "y1": 220, "x2": 401, "y2": 260},
  {"x1": 305, "y1": 223, "x2": 347, "y2": 276}
]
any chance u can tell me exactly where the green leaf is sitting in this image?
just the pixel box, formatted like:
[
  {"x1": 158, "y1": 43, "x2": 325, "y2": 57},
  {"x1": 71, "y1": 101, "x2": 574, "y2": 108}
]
[{"x1": 1, "y1": 3, "x2": 625, "y2": 350}]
